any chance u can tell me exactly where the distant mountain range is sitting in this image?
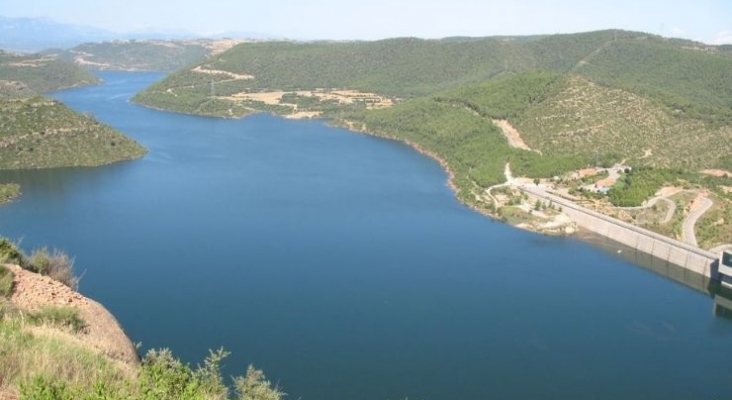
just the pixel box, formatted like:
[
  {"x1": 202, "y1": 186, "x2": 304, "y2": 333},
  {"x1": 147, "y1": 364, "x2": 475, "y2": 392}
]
[{"x1": 0, "y1": 15, "x2": 276, "y2": 53}]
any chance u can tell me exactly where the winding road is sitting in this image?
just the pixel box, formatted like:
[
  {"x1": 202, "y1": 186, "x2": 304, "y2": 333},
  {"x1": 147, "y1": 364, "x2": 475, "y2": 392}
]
[
  {"x1": 619, "y1": 196, "x2": 677, "y2": 224},
  {"x1": 682, "y1": 197, "x2": 714, "y2": 247},
  {"x1": 502, "y1": 163, "x2": 731, "y2": 251}
]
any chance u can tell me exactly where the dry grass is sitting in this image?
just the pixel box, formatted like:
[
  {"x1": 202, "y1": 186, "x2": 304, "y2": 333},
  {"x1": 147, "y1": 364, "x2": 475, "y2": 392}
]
[
  {"x1": 696, "y1": 194, "x2": 732, "y2": 250},
  {"x1": 0, "y1": 266, "x2": 13, "y2": 298},
  {"x1": 0, "y1": 315, "x2": 130, "y2": 397}
]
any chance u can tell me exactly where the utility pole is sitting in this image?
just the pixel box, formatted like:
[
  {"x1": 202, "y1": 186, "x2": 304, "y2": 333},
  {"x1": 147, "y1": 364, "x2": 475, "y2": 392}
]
[{"x1": 210, "y1": 81, "x2": 215, "y2": 97}]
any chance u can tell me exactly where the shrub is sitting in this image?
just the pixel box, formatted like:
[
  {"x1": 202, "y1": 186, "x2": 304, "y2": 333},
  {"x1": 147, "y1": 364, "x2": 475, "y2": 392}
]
[
  {"x1": 0, "y1": 237, "x2": 25, "y2": 265},
  {"x1": 17, "y1": 344, "x2": 287, "y2": 400},
  {"x1": 26, "y1": 248, "x2": 78, "y2": 290},
  {"x1": 234, "y1": 365, "x2": 285, "y2": 400}
]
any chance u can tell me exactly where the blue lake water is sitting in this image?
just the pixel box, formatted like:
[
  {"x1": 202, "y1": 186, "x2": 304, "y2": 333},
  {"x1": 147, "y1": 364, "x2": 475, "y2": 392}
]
[{"x1": 0, "y1": 71, "x2": 730, "y2": 399}]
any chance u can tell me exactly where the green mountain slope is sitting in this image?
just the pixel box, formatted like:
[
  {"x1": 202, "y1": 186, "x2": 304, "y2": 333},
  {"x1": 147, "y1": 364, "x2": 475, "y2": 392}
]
[
  {"x1": 132, "y1": 29, "x2": 732, "y2": 244},
  {"x1": 47, "y1": 39, "x2": 244, "y2": 72},
  {"x1": 0, "y1": 51, "x2": 146, "y2": 171},
  {"x1": 0, "y1": 51, "x2": 100, "y2": 93},
  {"x1": 576, "y1": 38, "x2": 732, "y2": 123},
  {"x1": 435, "y1": 72, "x2": 732, "y2": 170},
  {"x1": 135, "y1": 30, "x2": 732, "y2": 123},
  {"x1": 133, "y1": 30, "x2": 624, "y2": 113},
  {"x1": 0, "y1": 97, "x2": 145, "y2": 169}
]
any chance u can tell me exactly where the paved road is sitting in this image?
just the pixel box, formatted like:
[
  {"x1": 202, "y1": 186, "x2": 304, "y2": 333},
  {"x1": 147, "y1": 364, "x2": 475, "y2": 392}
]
[
  {"x1": 619, "y1": 196, "x2": 676, "y2": 224},
  {"x1": 682, "y1": 197, "x2": 713, "y2": 247},
  {"x1": 519, "y1": 183, "x2": 717, "y2": 260}
]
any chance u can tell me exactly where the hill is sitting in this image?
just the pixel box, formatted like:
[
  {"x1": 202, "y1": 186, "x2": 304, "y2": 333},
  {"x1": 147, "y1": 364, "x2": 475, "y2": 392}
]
[
  {"x1": 133, "y1": 29, "x2": 732, "y2": 246},
  {"x1": 0, "y1": 50, "x2": 100, "y2": 93},
  {"x1": 0, "y1": 97, "x2": 146, "y2": 169},
  {"x1": 0, "y1": 51, "x2": 146, "y2": 173},
  {"x1": 134, "y1": 30, "x2": 732, "y2": 172},
  {"x1": 48, "y1": 39, "x2": 248, "y2": 72},
  {"x1": 433, "y1": 72, "x2": 732, "y2": 171},
  {"x1": 135, "y1": 30, "x2": 732, "y2": 121}
]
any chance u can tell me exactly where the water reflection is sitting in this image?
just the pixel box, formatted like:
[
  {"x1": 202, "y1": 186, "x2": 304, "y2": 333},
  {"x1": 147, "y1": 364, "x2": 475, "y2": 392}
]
[
  {"x1": 0, "y1": 162, "x2": 135, "y2": 200},
  {"x1": 577, "y1": 230, "x2": 732, "y2": 322}
]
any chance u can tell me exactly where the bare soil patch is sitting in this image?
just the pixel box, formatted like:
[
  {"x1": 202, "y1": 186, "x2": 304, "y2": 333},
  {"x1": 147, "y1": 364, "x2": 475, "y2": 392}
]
[
  {"x1": 701, "y1": 169, "x2": 732, "y2": 177},
  {"x1": 6, "y1": 264, "x2": 139, "y2": 365},
  {"x1": 492, "y1": 119, "x2": 533, "y2": 151}
]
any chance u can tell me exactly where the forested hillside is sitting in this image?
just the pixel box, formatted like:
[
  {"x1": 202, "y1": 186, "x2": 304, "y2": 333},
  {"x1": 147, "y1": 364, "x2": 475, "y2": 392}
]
[
  {"x1": 0, "y1": 97, "x2": 146, "y2": 169},
  {"x1": 135, "y1": 30, "x2": 732, "y2": 171},
  {"x1": 0, "y1": 51, "x2": 146, "y2": 171},
  {"x1": 0, "y1": 50, "x2": 100, "y2": 93},
  {"x1": 49, "y1": 39, "x2": 246, "y2": 72},
  {"x1": 134, "y1": 30, "x2": 732, "y2": 245}
]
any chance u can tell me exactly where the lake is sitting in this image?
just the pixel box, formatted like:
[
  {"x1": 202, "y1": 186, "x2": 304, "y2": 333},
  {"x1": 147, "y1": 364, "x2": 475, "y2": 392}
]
[{"x1": 0, "y1": 71, "x2": 730, "y2": 399}]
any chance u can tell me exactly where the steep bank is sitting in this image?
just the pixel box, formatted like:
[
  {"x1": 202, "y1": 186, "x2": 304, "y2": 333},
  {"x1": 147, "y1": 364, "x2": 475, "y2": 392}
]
[
  {"x1": 0, "y1": 263, "x2": 138, "y2": 399},
  {"x1": 0, "y1": 256, "x2": 284, "y2": 399},
  {"x1": 6, "y1": 264, "x2": 139, "y2": 365}
]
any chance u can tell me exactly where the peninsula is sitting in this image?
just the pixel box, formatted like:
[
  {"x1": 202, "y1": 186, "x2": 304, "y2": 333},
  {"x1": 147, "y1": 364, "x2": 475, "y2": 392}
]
[{"x1": 0, "y1": 50, "x2": 147, "y2": 203}]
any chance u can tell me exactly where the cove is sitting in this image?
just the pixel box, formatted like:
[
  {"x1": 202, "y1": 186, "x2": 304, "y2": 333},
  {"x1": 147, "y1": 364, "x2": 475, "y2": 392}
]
[{"x1": 0, "y1": 71, "x2": 731, "y2": 400}]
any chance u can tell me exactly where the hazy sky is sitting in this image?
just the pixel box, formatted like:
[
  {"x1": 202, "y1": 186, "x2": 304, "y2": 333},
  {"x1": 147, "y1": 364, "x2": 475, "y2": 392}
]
[{"x1": 4, "y1": 0, "x2": 732, "y2": 44}]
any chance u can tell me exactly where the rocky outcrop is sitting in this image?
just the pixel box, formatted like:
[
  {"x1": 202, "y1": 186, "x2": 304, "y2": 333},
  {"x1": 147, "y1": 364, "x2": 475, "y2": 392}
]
[{"x1": 6, "y1": 264, "x2": 139, "y2": 365}]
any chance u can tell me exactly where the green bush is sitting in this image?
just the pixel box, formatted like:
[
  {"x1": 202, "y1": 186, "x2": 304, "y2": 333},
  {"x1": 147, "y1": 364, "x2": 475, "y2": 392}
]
[
  {"x1": 20, "y1": 347, "x2": 286, "y2": 400},
  {"x1": 234, "y1": 365, "x2": 285, "y2": 400},
  {"x1": 0, "y1": 237, "x2": 25, "y2": 265},
  {"x1": 26, "y1": 248, "x2": 78, "y2": 290}
]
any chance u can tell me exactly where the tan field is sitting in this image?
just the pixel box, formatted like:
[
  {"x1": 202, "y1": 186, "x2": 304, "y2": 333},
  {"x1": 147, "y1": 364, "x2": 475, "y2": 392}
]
[
  {"x1": 192, "y1": 65, "x2": 254, "y2": 80},
  {"x1": 228, "y1": 89, "x2": 394, "y2": 110}
]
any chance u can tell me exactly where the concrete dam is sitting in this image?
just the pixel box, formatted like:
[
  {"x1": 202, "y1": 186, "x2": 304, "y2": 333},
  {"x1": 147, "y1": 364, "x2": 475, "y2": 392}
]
[{"x1": 518, "y1": 185, "x2": 726, "y2": 283}]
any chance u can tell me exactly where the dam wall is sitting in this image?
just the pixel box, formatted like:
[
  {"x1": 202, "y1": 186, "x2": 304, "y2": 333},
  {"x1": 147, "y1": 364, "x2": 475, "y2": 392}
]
[{"x1": 519, "y1": 185, "x2": 719, "y2": 279}]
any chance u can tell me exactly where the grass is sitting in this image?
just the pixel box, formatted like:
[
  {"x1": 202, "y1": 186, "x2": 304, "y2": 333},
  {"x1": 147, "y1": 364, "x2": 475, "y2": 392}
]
[
  {"x1": 1, "y1": 286, "x2": 286, "y2": 400},
  {"x1": 0, "y1": 316, "x2": 128, "y2": 397},
  {"x1": 498, "y1": 206, "x2": 537, "y2": 225},
  {"x1": 27, "y1": 306, "x2": 87, "y2": 333},
  {"x1": 696, "y1": 194, "x2": 732, "y2": 250},
  {"x1": 0, "y1": 265, "x2": 13, "y2": 298},
  {"x1": 642, "y1": 191, "x2": 697, "y2": 240}
]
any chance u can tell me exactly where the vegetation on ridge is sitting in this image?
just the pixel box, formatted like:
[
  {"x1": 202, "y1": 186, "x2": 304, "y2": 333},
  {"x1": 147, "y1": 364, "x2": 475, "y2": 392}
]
[
  {"x1": 0, "y1": 50, "x2": 100, "y2": 93},
  {"x1": 132, "y1": 29, "x2": 732, "y2": 246},
  {"x1": 0, "y1": 238, "x2": 78, "y2": 289},
  {"x1": 49, "y1": 39, "x2": 219, "y2": 72},
  {"x1": 0, "y1": 96, "x2": 146, "y2": 170},
  {"x1": 0, "y1": 50, "x2": 146, "y2": 185}
]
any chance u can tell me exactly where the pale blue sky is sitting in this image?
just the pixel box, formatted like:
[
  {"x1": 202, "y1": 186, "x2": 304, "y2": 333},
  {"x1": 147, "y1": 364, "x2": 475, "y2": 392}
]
[{"x1": 4, "y1": 0, "x2": 732, "y2": 44}]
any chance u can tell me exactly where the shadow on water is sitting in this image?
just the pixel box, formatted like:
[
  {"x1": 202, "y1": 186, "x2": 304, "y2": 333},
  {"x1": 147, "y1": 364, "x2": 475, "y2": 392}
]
[
  {"x1": 575, "y1": 229, "x2": 732, "y2": 323},
  {"x1": 0, "y1": 162, "x2": 135, "y2": 199}
]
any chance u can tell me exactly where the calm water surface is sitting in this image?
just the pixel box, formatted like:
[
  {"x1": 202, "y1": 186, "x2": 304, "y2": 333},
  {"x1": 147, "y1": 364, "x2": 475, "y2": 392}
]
[{"x1": 0, "y1": 72, "x2": 730, "y2": 399}]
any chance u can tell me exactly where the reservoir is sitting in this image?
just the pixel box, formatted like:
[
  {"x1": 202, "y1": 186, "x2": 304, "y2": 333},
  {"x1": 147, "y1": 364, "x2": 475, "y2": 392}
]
[{"x1": 0, "y1": 72, "x2": 730, "y2": 399}]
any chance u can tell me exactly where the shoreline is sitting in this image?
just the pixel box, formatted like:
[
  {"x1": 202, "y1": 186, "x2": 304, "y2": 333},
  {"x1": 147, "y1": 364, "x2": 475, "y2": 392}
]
[
  {"x1": 336, "y1": 120, "x2": 504, "y2": 222},
  {"x1": 83, "y1": 101, "x2": 729, "y2": 265}
]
